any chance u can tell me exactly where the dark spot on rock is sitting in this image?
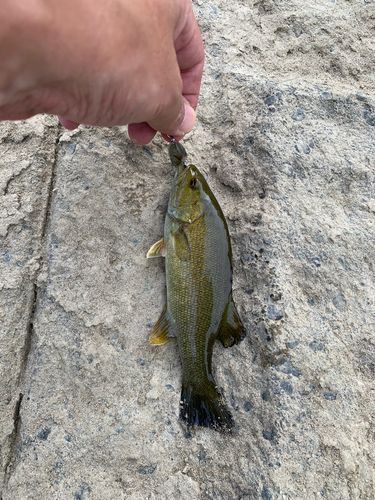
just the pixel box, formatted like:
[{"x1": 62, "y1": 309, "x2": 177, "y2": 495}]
[
  {"x1": 332, "y1": 292, "x2": 346, "y2": 310},
  {"x1": 288, "y1": 341, "x2": 299, "y2": 349},
  {"x1": 275, "y1": 359, "x2": 301, "y2": 377},
  {"x1": 309, "y1": 341, "x2": 324, "y2": 352},
  {"x1": 292, "y1": 109, "x2": 306, "y2": 121},
  {"x1": 198, "y1": 451, "x2": 206, "y2": 462},
  {"x1": 244, "y1": 136, "x2": 254, "y2": 148},
  {"x1": 258, "y1": 187, "x2": 266, "y2": 199},
  {"x1": 2, "y1": 251, "x2": 12, "y2": 263},
  {"x1": 262, "y1": 485, "x2": 273, "y2": 500},
  {"x1": 142, "y1": 147, "x2": 153, "y2": 158},
  {"x1": 88, "y1": 143, "x2": 94, "y2": 149},
  {"x1": 64, "y1": 434, "x2": 72, "y2": 442},
  {"x1": 245, "y1": 288, "x2": 254, "y2": 295},
  {"x1": 267, "y1": 305, "x2": 283, "y2": 321},
  {"x1": 310, "y1": 257, "x2": 321, "y2": 267},
  {"x1": 166, "y1": 419, "x2": 171, "y2": 425},
  {"x1": 251, "y1": 214, "x2": 262, "y2": 226},
  {"x1": 65, "y1": 143, "x2": 76, "y2": 155},
  {"x1": 261, "y1": 392, "x2": 268, "y2": 402},
  {"x1": 105, "y1": 139, "x2": 111, "y2": 147},
  {"x1": 307, "y1": 299, "x2": 315, "y2": 306},
  {"x1": 280, "y1": 380, "x2": 293, "y2": 394},
  {"x1": 165, "y1": 384, "x2": 175, "y2": 391},
  {"x1": 324, "y1": 392, "x2": 337, "y2": 401},
  {"x1": 270, "y1": 292, "x2": 282, "y2": 302},
  {"x1": 244, "y1": 401, "x2": 252, "y2": 412},
  {"x1": 138, "y1": 465, "x2": 157, "y2": 475},
  {"x1": 137, "y1": 358, "x2": 147, "y2": 366},
  {"x1": 184, "y1": 432, "x2": 192, "y2": 439},
  {"x1": 74, "y1": 484, "x2": 91, "y2": 500},
  {"x1": 262, "y1": 429, "x2": 277, "y2": 441},
  {"x1": 338, "y1": 257, "x2": 348, "y2": 271},
  {"x1": 295, "y1": 143, "x2": 310, "y2": 154},
  {"x1": 363, "y1": 110, "x2": 375, "y2": 126},
  {"x1": 230, "y1": 394, "x2": 239, "y2": 411},
  {"x1": 278, "y1": 164, "x2": 294, "y2": 176},
  {"x1": 264, "y1": 95, "x2": 276, "y2": 106},
  {"x1": 51, "y1": 236, "x2": 59, "y2": 249},
  {"x1": 38, "y1": 427, "x2": 51, "y2": 441}
]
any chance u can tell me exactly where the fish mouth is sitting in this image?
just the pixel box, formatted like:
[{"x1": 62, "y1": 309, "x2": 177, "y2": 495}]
[{"x1": 169, "y1": 140, "x2": 187, "y2": 166}]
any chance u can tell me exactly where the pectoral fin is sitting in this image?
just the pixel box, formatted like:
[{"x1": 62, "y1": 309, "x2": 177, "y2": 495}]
[
  {"x1": 217, "y1": 297, "x2": 246, "y2": 348},
  {"x1": 172, "y1": 226, "x2": 190, "y2": 261},
  {"x1": 150, "y1": 304, "x2": 175, "y2": 344},
  {"x1": 147, "y1": 238, "x2": 166, "y2": 258}
]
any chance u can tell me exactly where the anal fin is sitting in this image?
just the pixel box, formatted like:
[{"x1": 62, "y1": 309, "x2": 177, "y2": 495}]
[
  {"x1": 217, "y1": 297, "x2": 246, "y2": 348},
  {"x1": 147, "y1": 238, "x2": 165, "y2": 258},
  {"x1": 150, "y1": 304, "x2": 175, "y2": 344}
]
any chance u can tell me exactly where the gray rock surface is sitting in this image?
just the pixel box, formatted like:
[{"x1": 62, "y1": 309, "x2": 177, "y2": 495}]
[{"x1": 1, "y1": 1, "x2": 375, "y2": 499}]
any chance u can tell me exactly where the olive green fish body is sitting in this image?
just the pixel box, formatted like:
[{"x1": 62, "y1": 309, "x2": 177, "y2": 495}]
[
  {"x1": 165, "y1": 170, "x2": 231, "y2": 377},
  {"x1": 148, "y1": 153, "x2": 246, "y2": 431}
]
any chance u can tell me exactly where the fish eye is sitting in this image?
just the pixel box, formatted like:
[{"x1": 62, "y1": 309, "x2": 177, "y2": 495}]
[{"x1": 189, "y1": 178, "x2": 197, "y2": 189}]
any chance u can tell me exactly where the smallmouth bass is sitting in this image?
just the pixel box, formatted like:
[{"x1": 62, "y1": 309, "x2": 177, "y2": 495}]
[{"x1": 147, "y1": 141, "x2": 246, "y2": 431}]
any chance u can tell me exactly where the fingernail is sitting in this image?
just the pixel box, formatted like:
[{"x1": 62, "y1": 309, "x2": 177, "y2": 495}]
[
  {"x1": 175, "y1": 104, "x2": 196, "y2": 137},
  {"x1": 58, "y1": 116, "x2": 79, "y2": 130},
  {"x1": 128, "y1": 133, "x2": 139, "y2": 144}
]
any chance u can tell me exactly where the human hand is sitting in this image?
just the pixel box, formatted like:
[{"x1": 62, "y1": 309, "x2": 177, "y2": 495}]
[{"x1": 0, "y1": 0, "x2": 204, "y2": 144}]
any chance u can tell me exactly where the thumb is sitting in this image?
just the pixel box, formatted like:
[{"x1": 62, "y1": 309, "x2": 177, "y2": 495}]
[{"x1": 147, "y1": 98, "x2": 196, "y2": 140}]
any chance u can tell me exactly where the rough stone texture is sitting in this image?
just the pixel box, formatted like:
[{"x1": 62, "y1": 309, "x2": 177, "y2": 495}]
[
  {"x1": 0, "y1": 116, "x2": 58, "y2": 494},
  {"x1": 1, "y1": 1, "x2": 375, "y2": 499}
]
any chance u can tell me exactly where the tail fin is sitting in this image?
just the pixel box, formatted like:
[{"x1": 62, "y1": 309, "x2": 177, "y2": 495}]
[{"x1": 180, "y1": 381, "x2": 234, "y2": 432}]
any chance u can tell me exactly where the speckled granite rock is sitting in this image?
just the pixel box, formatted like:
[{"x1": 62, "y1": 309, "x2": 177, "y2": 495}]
[{"x1": 1, "y1": 1, "x2": 374, "y2": 499}]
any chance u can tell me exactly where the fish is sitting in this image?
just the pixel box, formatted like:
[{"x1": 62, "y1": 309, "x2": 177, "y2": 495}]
[{"x1": 147, "y1": 140, "x2": 246, "y2": 431}]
